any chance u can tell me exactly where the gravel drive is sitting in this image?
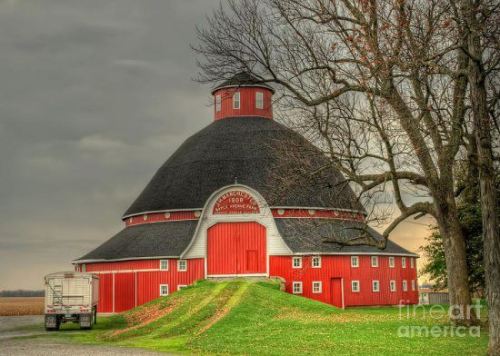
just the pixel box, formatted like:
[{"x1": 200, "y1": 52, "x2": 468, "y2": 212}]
[
  {"x1": 0, "y1": 315, "x2": 171, "y2": 355},
  {"x1": 0, "y1": 338, "x2": 168, "y2": 355}
]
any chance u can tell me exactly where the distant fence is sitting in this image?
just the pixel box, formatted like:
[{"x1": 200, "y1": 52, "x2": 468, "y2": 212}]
[{"x1": 419, "y1": 292, "x2": 449, "y2": 305}]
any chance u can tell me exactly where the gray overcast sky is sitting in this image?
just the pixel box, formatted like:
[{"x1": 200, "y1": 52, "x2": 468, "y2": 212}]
[{"x1": 0, "y1": 0, "x2": 428, "y2": 290}]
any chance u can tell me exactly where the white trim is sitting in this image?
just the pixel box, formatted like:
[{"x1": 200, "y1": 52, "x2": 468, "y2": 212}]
[
  {"x1": 211, "y1": 83, "x2": 275, "y2": 95},
  {"x1": 292, "y1": 256, "x2": 302, "y2": 269},
  {"x1": 122, "y1": 208, "x2": 203, "y2": 220},
  {"x1": 271, "y1": 206, "x2": 366, "y2": 215},
  {"x1": 215, "y1": 94, "x2": 222, "y2": 112},
  {"x1": 372, "y1": 280, "x2": 380, "y2": 292},
  {"x1": 123, "y1": 206, "x2": 366, "y2": 220},
  {"x1": 351, "y1": 280, "x2": 360, "y2": 293},
  {"x1": 233, "y1": 91, "x2": 240, "y2": 109},
  {"x1": 371, "y1": 256, "x2": 379, "y2": 267},
  {"x1": 255, "y1": 91, "x2": 264, "y2": 109},
  {"x1": 389, "y1": 256, "x2": 395, "y2": 268},
  {"x1": 178, "y1": 284, "x2": 188, "y2": 290},
  {"x1": 351, "y1": 255, "x2": 359, "y2": 267},
  {"x1": 410, "y1": 257, "x2": 415, "y2": 268},
  {"x1": 390, "y1": 280, "x2": 396, "y2": 292},
  {"x1": 311, "y1": 256, "x2": 321, "y2": 268},
  {"x1": 292, "y1": 281, "x2": 303, "y2": 294},
  {"x1": 90, "y1": 269, "x2": 162, "y2": 274},
  {"x1": 292, "y1": 252, "x2": 418, "y2": 257},
  {"x1": 341, "y1": 278, "x2": 345, "y2": 309},
  {"x1": 159, "y1": 284, "x2": 169, "y2": 296},
  {"x1": 177, "y1": 259, "x2": 187, "y2": 272},
  {"x1": 312, "y1": 281, "x2": 322, "y2": 294},
  {"x1": 402, "y1": 280, "x2": 408, "y2": 291},
  {"x1": 411, "y1": 280, "x2": 416, "y2": 291},
  {"x1": 159, "y1": 259, "x2": 169, "y2": 271},
  {"x1": 402, "y1": 257, "x2": 407, "y2": 268}
]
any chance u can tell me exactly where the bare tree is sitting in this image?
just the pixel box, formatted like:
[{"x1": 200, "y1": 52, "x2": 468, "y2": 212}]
[
  {"x1": 457, "y1": 0, "x2": 500, "y2": 353},
  {"x1": 195, "y1": 0, "x2": 499, "y2": 336}
]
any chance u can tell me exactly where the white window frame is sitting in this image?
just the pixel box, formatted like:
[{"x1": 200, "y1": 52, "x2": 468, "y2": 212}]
[
  {"x1": 372, "y1": 280, "x2": 380, "y2": 292},
  {"x1": 178, "y1": 284, "x2": 187, "y2": 291},
  {"x1": 159, "y1": 259, "x2": 169, "y2": 271},
  {"x1": 389, "y1": 256, "x2": 395, "y2": 268},
  {"x1": 292, "y1": 256, "x2": 302, "y2": 269},
  {"x1": 351, "y1": 256, "x2": 359, "y2": 268},
  {"x1": 233, "y1": 92, "x2": 240, "y2": 109},
  {"x1": 81, "y1": 264, "x2": 86, "y2": 272},
  {"x1": 371, "y1": 256, "x2": 379, "y2": 267},
  {"x1": 351, "y1": 280, "x2": 360, "y2": 293},
  {"x1": 403, "y1": 280, "x2": 408, "y2": 292},
  {"x1": 177, "y1": 259, "x2": 187, "y2": 272},
  {"x1": 311, "y1": 256, "x2": 321, "y2": 268},
  {"x1": 292, "y1": 281, "x2": 303, "y2": 294},
  {"x1": 402, "y1": 257, "x2": 407, "y2": 268},
  {"x1": 215, "y1": 94, "x2": 222, "y2": 112},
  {"x1": 390, "y1": 280, "x2": 396, "y2": 292},
  {"x1": 159, "y1": 284, "x2": 169, "y2": 296},
  {"x1": 312, "y1": 281, "x2": 322, "y2": 294},
  {"x1": 255, "y1": 91, "x2": 264, "y2": 109},
  {"x1": 411, "y1": 280, "x2": 416, "y2": 291},
  {"x1": 410, "y1": 258, "x2": 415, "y2": 268}
]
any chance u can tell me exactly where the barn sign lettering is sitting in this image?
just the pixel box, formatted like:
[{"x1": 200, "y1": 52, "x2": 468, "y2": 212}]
[{"x1": 213, "y1": 191, "x2": 260, "y2": 214}]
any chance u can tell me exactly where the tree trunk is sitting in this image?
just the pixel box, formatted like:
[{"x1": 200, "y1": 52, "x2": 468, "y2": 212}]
[
  {"x1": 434, "y1": 194, "x2": 477, "y2": 325},
  {"x1": 469, "y1": 48, "x2": 500, "y2": 356},
  {"x1": 465, "y1": 0, "x2": 500, "y2": 352}
]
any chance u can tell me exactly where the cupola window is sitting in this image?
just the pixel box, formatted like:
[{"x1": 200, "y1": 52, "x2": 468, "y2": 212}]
[
  {"x1": 215, "y1": 94, "x2": 222, "y2": 112},
  {"x1": 255, "y1": 91, "x2": 264, "y2": 109},
  {"x1": 233, "y1": 92, "x2": 240, "y2": 109}
]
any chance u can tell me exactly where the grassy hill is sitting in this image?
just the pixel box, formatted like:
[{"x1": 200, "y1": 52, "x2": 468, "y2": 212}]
[{"x1": 51, "y1": 279, "x2": 487, "y2": 355}]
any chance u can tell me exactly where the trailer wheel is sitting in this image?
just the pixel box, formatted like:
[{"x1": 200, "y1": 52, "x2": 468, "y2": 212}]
[{"x1": 45, "y1": 315, "x2": 60, "y2": 331}]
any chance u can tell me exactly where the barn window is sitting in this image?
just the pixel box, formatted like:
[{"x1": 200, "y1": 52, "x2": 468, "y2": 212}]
[
  {"x1": 410, "y1": 258, "x2": 415, "y2": 268},
  {"x1": 233, "y1": 92, "x2": 240, "y2": 109},
  {"x1": 402, "y1": 280, "x2": 408, "y2": 291},
  {"x1": 411, "y1": 280, "x2": 416, "y2": 291},
  {"x1": 81, "y1": 264, "x2": 86, "y2": 272},
  {"x1": 351, "y1": 256, "x2": 359, "y2": 268},
  {"x1": 402, "y1": 257, "x2": 407, "y2": 268},
  {"x1": 390, "y1": 280, "x2": 396, "y2": 292},
  {"x1": 372, "y1": 280, "x2": 380, "y2": 292},
  {"x1": 351, "y1": 280, "x2": 360, "y2": 292},
  {"x1": 311, "y1": 256, "x2": 321, "y2": 268},
  {"x1": 371, "y1": 256, "x2": 379, "y2": 267},
  {"x1": 177, "y1": 260, "x2": 187, "y2": 272},
  {"x1": 160, "y1": 259, "x2": 169, "y2": 270},
  {"x1": 389, "y1": 256, "x2": 395, "y2": 268},
  {"x1": 292, "y1": 281, "x2": 303, "y2": 294},
  {"x1": 312, "y1": 281, "x2": 322, "y2": 294},
  {"x1": 143, "y1": 214, "x2": 148, "y2": 221},
  {"x1": 292, "y1": 256, "x2": 302, "y2": 268},
  {"x1": 215, "y1": 94, "x2": 222, "y2": 112},
  {"x1": 159, "y1": 284, "x2": 169, "y2": 296},
  {"x1": 255, "y1": 91, "x2": 264, "y2": 109},
  {"x1": 178, "y1": 284, "x2": 187, "y2": 291}
]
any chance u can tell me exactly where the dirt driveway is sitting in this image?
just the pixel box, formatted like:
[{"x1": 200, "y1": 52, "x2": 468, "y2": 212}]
[{"x1": 0, "y1": 316, "x2": 168, "y2": 355}]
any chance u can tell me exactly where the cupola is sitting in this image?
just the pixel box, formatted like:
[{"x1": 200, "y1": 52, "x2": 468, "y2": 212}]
[{"x1": 211, "y1": 72, "x2": 274, "y2": 121}]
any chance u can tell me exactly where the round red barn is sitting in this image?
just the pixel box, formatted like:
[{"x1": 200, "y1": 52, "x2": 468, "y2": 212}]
[{"x1": 75, "y1": 72, "x2": 418, "y2": 312}]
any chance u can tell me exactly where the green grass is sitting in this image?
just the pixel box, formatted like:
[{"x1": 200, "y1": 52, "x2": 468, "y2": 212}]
[{"x1": 28, "y1": 279, "x2": 488, "y2": 355}]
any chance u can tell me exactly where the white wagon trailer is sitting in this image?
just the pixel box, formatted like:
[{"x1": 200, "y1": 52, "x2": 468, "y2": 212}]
[{"x1": 44, "y1": 272, "x2": 99, "y2": 330}]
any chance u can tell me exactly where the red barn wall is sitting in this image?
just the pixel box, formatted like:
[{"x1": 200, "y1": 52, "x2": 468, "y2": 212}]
[
  {"x1": 84, "y1": 258, "x2": 205, "y2": 313},
  {"x1": 213, "y1": 87, "x2": 273, "y2": 120},
  {"x1": 269, "y1": 255, "x2": 418, "y2": 307}
]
